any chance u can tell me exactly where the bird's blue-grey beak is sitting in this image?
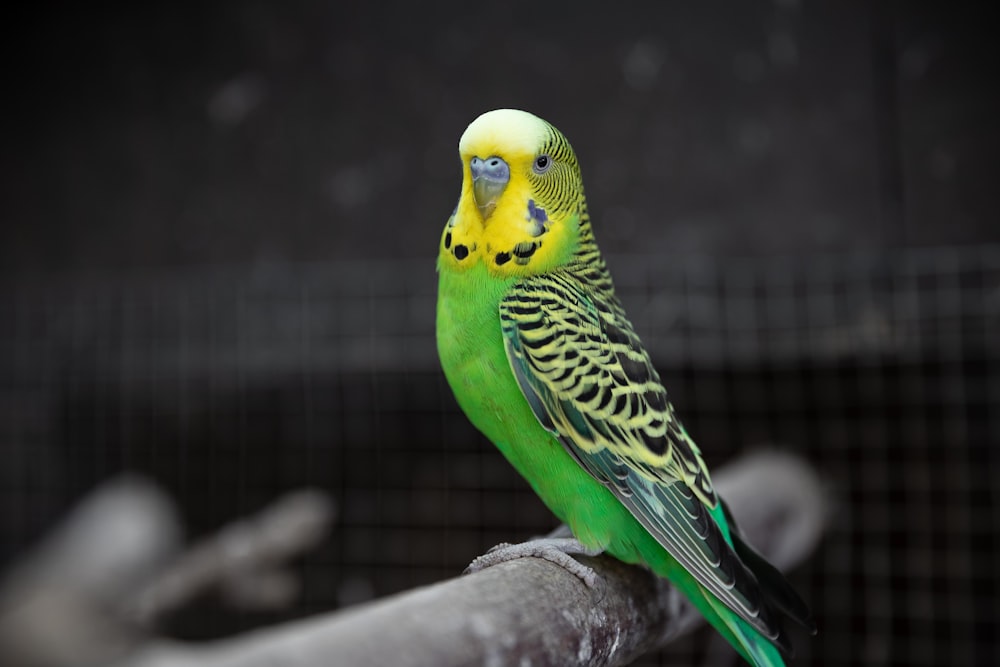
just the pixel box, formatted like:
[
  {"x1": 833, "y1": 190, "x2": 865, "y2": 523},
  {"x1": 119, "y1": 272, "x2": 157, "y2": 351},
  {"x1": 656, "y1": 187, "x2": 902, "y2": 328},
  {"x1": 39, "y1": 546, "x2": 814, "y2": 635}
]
[{"x1": 470, "y1": 156, "x2": 509, "y2": 221}]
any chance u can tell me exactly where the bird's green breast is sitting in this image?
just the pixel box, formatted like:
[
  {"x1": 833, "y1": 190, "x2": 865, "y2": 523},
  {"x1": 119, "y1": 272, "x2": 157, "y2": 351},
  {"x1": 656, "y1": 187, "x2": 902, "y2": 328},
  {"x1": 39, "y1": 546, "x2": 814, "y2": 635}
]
[{"x1": 436, "y1": 261, "x2": 634, "y2": 552}]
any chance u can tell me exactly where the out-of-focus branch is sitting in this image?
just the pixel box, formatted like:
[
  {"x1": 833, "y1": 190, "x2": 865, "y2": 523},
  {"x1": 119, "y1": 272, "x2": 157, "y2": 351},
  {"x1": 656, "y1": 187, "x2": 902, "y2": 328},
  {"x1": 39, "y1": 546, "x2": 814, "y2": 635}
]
[
  {"x1": 126, "y1": 489, "x2": 333, "y2": 625},
  {"x1": 0, "y1": 479, "x2": 335, "y2": 667},
  {"x1": 116, "y1": 451, "x2": 824, "y2": 667}
]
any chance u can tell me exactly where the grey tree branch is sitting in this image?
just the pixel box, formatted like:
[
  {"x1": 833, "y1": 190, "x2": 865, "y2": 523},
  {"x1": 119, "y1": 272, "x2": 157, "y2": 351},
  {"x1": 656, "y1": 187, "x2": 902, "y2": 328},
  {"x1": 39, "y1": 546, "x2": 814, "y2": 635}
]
[
  {"x1": 0, "y1": 480, "x2": 336, "y2": 667},
  {"x1": 0, "y1": 451, "x2": 824, "y2": 667},
  {"x1": 126, "y1": 489, "x2": 334, "y2": 625},
  {"x1": 125, "y1": 451, "x2": 825, "y2": 667}
]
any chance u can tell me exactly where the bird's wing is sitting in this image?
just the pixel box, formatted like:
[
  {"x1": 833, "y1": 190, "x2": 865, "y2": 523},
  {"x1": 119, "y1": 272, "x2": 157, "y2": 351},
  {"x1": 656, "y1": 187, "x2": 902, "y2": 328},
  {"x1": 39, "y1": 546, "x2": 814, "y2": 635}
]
[{"x1": 499, "y1": 271, "x2": 785, "y2": 644}]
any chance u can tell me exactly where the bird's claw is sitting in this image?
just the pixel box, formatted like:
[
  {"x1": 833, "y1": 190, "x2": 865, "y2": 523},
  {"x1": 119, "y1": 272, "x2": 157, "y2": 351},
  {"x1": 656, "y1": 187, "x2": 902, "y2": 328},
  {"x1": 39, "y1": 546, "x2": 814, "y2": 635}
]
[{"x1": 464, "y1": 537, "x2": 602, "y2": 588}]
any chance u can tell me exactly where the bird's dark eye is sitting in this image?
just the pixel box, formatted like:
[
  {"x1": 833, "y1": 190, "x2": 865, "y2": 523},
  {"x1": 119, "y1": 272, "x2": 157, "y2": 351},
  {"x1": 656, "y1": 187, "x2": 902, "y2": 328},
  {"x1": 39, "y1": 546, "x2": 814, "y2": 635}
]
[{"x1": 533, "y1": 154, "x2": 551, "y2": 174}]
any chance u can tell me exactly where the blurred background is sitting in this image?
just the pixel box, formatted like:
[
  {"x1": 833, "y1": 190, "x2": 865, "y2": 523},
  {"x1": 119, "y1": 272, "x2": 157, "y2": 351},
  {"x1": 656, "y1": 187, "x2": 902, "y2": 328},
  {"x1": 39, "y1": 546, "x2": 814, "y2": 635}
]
[{"x1": 1, "y1": 1, "x2": 997, "y2": 665}]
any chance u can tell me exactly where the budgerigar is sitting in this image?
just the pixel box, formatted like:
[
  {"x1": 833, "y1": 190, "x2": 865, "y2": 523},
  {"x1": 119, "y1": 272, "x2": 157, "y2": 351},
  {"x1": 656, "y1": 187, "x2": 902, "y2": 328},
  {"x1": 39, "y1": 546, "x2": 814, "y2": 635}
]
[{"x1": 435, "y1": 109, "x2": 813, "y2": 666}]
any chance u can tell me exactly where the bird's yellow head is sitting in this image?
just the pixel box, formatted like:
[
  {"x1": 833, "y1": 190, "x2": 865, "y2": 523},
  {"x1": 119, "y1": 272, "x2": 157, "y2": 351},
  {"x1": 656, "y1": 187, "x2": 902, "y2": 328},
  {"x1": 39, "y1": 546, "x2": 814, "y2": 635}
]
[{"x1": 438, "y1": 109, "x2": 586, "y2": 277}]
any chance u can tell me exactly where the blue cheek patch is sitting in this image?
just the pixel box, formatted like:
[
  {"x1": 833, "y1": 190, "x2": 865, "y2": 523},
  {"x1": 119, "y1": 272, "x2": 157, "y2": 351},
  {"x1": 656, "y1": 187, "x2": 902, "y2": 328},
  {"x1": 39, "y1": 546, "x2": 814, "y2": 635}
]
[
  {"x1": 526, "y1": 200, "x2": 549, "y2": 237},
  {"x1": 527, "y1": 199, "x2": 548, "y2": 223}
]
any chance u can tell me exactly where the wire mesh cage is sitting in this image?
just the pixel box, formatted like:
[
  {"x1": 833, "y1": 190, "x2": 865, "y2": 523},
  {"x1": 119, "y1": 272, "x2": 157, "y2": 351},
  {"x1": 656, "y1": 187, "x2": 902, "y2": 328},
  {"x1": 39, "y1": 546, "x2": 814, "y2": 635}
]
[{"x1": 1, "y1": 245, "x2": 997, "y2": 666}]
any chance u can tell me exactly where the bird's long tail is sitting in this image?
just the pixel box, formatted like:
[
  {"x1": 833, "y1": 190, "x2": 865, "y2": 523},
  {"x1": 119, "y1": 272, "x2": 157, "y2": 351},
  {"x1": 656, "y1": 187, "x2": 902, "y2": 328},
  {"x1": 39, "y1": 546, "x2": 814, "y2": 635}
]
[{"x1": 703, "y1": 591, "x2": 786, "y2": 667}]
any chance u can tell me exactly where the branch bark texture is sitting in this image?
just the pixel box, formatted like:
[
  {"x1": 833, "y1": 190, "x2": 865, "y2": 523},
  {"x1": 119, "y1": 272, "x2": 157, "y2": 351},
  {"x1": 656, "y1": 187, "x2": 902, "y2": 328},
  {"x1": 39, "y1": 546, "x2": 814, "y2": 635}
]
[{"x1": 121, "y1": 451, "x2": 825, "y2": 667}]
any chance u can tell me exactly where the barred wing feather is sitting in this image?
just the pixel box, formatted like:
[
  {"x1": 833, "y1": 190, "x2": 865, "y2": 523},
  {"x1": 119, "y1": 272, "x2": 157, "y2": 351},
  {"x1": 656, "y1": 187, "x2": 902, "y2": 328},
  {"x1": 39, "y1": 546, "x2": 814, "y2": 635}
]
[{"x1": 499, "y1": 272, "x2": 785, "y2": 645}]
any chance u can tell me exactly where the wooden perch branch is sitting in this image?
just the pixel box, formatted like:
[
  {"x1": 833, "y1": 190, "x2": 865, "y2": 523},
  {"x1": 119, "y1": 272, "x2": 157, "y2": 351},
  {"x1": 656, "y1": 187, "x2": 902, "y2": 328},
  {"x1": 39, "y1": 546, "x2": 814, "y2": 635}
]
[
  {"x1": 119, "y1": 451, "x2": 824, "y2": 667},
  {"x1": 0, "y1": 451, "x2": 823, "y2": 667}
]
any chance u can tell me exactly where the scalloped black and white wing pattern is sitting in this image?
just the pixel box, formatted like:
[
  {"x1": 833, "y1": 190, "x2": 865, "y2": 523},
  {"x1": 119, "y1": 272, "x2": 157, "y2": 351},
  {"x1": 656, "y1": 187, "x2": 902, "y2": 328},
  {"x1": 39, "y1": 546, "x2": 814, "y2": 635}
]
[{"x1": 499, "y1": 270, "x2": 812, "y2": 653}]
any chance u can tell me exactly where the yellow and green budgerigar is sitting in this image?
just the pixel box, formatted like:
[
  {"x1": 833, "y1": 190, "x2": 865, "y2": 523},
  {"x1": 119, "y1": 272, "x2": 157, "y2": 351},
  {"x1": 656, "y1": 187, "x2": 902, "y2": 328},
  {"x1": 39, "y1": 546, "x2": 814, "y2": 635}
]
[{"x1": 435, "y1": 109, "x2": 813, "y2": 666}]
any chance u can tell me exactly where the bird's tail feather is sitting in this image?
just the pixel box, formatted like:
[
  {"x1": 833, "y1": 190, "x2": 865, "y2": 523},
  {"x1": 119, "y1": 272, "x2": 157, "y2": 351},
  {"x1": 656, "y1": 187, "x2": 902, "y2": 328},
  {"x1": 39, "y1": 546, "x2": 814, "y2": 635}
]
[{"x1": 704, "y1": 591, "x2": 786, "y2": 667}]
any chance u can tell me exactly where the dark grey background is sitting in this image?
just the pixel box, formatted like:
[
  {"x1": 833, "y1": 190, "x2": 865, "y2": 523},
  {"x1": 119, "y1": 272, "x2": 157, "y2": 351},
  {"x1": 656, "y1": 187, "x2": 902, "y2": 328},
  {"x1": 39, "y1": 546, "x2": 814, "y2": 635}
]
[
  {"x1": 1, "y1": 2, "x2": 997, "y2": 666},
  {"x1": 2, "y1": 1, "x2": 996, "y2": 274}
]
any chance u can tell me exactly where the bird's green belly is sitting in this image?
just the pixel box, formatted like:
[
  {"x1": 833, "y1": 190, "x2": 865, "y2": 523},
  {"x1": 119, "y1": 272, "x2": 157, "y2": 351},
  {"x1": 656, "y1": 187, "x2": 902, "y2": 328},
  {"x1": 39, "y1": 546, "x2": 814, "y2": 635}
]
[{"x1": 437, "y1": 265, "x2": 642, "y2": 558}]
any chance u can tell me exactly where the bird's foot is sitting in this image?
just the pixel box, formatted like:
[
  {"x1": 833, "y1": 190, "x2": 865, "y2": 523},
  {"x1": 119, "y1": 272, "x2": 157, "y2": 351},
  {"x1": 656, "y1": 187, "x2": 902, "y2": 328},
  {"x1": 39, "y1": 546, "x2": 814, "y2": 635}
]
[{"x1": 464, "y1": 536, "x2": 603, "y2": 588}]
